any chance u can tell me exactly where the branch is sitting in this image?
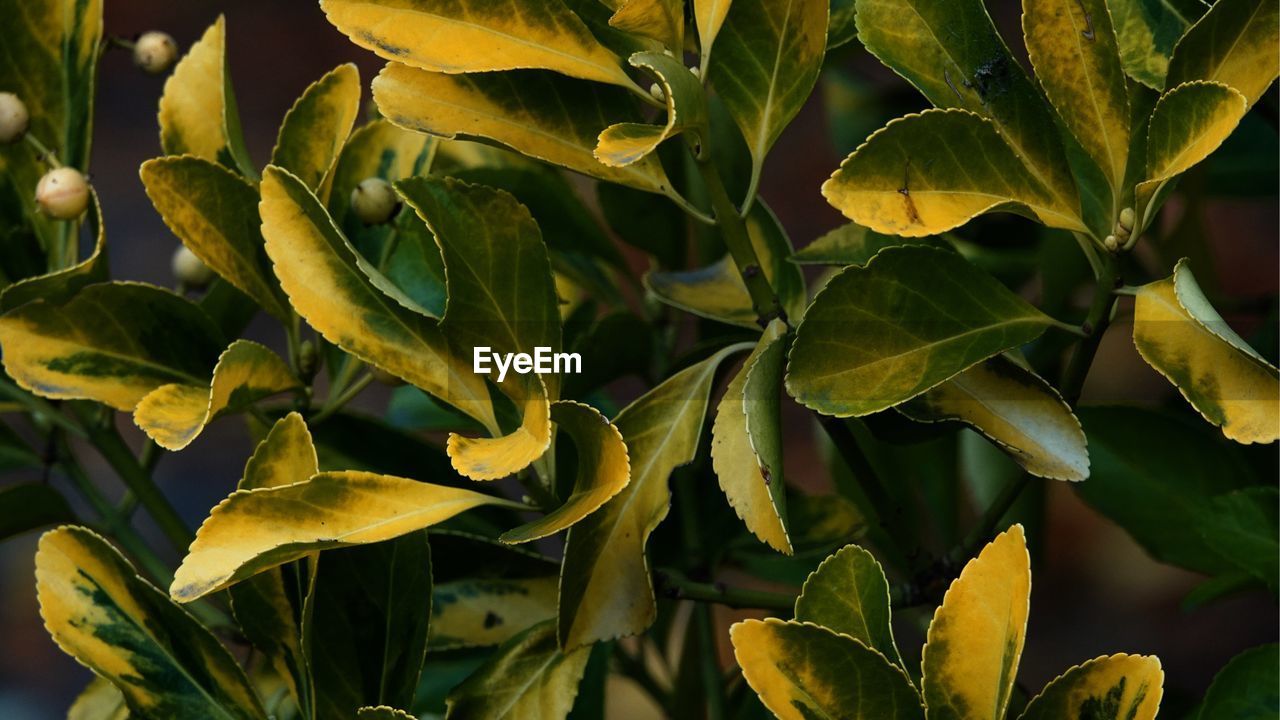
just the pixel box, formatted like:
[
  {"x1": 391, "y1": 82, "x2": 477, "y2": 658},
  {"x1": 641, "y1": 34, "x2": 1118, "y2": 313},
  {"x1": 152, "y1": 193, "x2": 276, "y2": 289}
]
[{"x1": 653, "y1": 568, "x2": 795, "y2": 611}]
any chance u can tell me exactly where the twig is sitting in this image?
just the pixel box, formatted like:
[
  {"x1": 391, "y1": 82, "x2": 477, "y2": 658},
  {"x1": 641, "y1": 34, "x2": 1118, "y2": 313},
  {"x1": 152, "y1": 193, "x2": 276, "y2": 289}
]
[{"x1": 653, "y1": 569, "x2": 795, "y2": 611}]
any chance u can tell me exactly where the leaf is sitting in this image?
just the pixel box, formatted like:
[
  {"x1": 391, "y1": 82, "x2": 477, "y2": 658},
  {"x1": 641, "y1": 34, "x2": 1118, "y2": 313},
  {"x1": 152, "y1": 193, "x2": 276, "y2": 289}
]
[
  {"x1": 309, "y1": 533, "x2": 432, "y2": 716},
  {"x1": 1105, "y1": 0, "x2": 1206, "y2": 89},
  {"x1": 645, "y1": 202, "x2": 806, "y2": 327},
  {"x1": 0, "y1": 482, "x2": 74, "y2": 540},
  {"x1": 731, "y1": 618, "x2": 924, "y2": 720},
  {"x1": 170, "y1": 470, "x2": 524, "y2": 601},
  {"x1": 790, "y1": 223, "x2": 949, "y2": 266},
  {"x1": 823, "y1": 110, "x2": 1088, "y2": 235},
  {"x1": 794, "y1": 544, "x2": 905, "y2": 670},
  {"x1": 1133, "y1": 259, "x2": 1279, "y2": 444},
  {"x1": 898, "y1": 355, "x2": 1090, "y2": 482},
  {"x1": 158, "y1": 16, "x2": 253, "y2": 175},
  {"x1": 852, "y1": 0, "x2": 1080, "y2": 211},
  {"x1": 694, "y1": 0, "x2": 734, "y2": 68},
  {"x1": 708, "y1": 0, "x2": 828, "y2": 205},
  {"x1": 445, "y1": 619, "x2": 592, "y2": 720},
  {"x1": 447, "y1": 377, "x2": 553, "y2": 481},
  {"x1": 921, "y1": 524, "x2": 1030, "y2": 720},
  {"x1": 242, "y1": 412, "x2": 319, "y2": 491},
  {"x1": 0, "y1": 282, "x2": 222, "y2": 411},
  {"x1": 1023, "y1": 0, "x2": 1132, "y2": 193},
  {"x1": 329, "y1": 119, "x2": 438, "y2": 231},
  {"x1": 1196, "y1": 487, "x2": 1279, "y2": 592},
  {"x1": 1198, "y1": 644, "x2": 1279, "y2": 720},
  {"x1": 501, "y1": 401, "x2": 631, "y2": 543},
  {"x1": 373, "y1": 64, "x2": 678, "y2": 199},
  {"x1": 558, "y1": 343, "x2": 748, "y2": 649},
  {"x1": 596, "y1": 51, "x2": 707, "y2": 168},
  {"x1": 132, "y1": 340, "x2": 299, "y2": 451},
  {"x1": 259, "y1": 165, "x2": 498, "y2": 431},
  {"x1": 68, "y1": 677, "x2": 129, "y2": 720},
  {"x1": 787, "y1": 246, "x2": 1054, "y2": 418},
  {"x1": 1019, "y1": 654, "x2": 1163, "y2": 720},
  {"x1": 141, "y1": 155, "x2": 289, "y2": 319},
  {"x1": 321, "y1": 0, "x2": 638, "y2": 89},
  {"x1": 1136, "y1": 82, "x2": 1249, "y2": 216},
  {"x1": 609, "y1": 0, "x2": 684, "y2": 50},
  {"x1": 1166, "y1": 0, "x2": 1279, "y2": 107},
  {"x1": 712, "y1": 319, "x2": 791, "y2": 553},
  {"x1": 358, "y1": 708, "x2": 415, "y2": 720},
  {"x1": 828, "y1": 0, "x2": 857, "y2": 49},
  {"x1": 0, "y1": 190, "x2": 108, "y2": 313},
  {"x1": 37, "y1": 526, "x2": 266, "y2": 720},
  {"x1": 271, "y1": 63, "x2": 361, "y2": 194}
]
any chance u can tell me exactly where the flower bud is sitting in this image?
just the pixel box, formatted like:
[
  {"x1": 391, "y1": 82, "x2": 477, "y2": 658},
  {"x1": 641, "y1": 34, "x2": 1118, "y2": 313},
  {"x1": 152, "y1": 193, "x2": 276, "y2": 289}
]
[
  {"x1": 649, "y1": 83, "x2": 666, "y2": 102},
  {"x1": 35, "y1": 167, "x2": 90, "y2": 219},
  {"x1": 298, "y1": 340, "x2": 318, "y2": 380},
  {"x1": 133, "y1": 32, "x2": 178, "y2": 75},
  {"x1": 0, "y1": 92, "x2": 29, "y2": 144},
  {"x1": 1103, "y1": 234, "x2": 1119, "y2": 252},
  {"x1": 1118, "y1": 207, "x2": 1135, "y2": 232},
  {"x1": 171, "y1": 246, "x2": 214, "y2": 287},
  {"x1": 350, "y1": 177, "x2": 399, "y2": 225}
]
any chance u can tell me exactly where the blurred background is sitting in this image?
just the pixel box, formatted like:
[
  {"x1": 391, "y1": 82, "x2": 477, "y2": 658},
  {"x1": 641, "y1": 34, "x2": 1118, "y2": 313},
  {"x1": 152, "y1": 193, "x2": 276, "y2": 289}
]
[{"x1": 0, "y1": 1, "x2": 1275, "y2": 717}]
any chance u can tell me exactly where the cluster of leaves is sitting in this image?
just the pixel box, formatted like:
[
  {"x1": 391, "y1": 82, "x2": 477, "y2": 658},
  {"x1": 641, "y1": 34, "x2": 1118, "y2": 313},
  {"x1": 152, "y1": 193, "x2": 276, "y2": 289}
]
[{"x1": 0, "y1": 0, "x2": 1276, "y2": 718}]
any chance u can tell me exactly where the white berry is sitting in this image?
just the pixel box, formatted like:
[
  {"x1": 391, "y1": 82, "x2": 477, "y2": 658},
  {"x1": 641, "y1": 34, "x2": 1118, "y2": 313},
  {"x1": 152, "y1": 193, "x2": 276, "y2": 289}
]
[
  {"x1": 35, "y1": 167, "x2": 90, "y2": 219},
  {"x1": 649, "y1": 83, "x2": 666, "y2": 102},
  {"x1": 171, "y1": 246, "x2": 214, "y2": 287},
  {"x1": 0, "y1": 92, "x2": 29, "y2": 144},
  {"x1": 133, "y1": 32, "x2": 178, "y2": 75},
  {"x1": 350, "y1": 178, "x2": 399, "y2": 225}
]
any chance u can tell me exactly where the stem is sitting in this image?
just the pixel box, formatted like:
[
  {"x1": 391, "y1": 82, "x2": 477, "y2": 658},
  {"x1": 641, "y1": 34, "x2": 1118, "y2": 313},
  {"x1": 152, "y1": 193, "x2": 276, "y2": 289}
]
[
  {"x1": 653, "y1": 569, "x2": 795, "y2": 611},
  {"x1": 1061, "y1": 254, "x2": 1121, "y2": 405},
  {"x1": 0, "y1": 378, "x2": 85, "y2": 438},
  {"x1": 694, "y1": 154, "x2": 784, "y2": 327},
  {"x1": 23, "y1": 132, "x2": 61, "y2": 168},
  {"x1": 311, "y1": 372, "x2": 374, "y2": 424},
  {"x1": 694, "y1": 605, "x2": 726, "y2": 720},
  {"x1": 817, "y1": 415, "x2": 913, "y2": 557}
]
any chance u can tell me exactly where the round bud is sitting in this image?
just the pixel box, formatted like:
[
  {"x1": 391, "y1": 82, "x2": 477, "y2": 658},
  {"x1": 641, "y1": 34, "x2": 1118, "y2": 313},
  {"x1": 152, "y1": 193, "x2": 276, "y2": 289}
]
[
  {"x1": 35, "y1": 167, "x2": 90, "y2": 219},
  {"x1": 1103, "y1": 234, "x2": 1119, "y2": 252},
  {"x1": 1118, "y1": 207, "x2": 1135, "y2": 232},
  {"x1": 370, "y1": 366, "x2": 404, "y2": 386},
  {"x1": 649, "y1": 83, "x2": 666, "y2": 102},
  {"x1": 171, "y1": 246, "x2": 215, "y2": 287},
  {"x1": 0, "y1": 92, "x2": 29, "y2": 144},
  {"x1": 298, "y1": 340, "x2": 318, "y2": 379},
  {"x1": 350, "y1": 177, "x2": 399, "y2": 225},
  {"x1": 133, "y1": 32, "x2": 179, "y2": 75}
]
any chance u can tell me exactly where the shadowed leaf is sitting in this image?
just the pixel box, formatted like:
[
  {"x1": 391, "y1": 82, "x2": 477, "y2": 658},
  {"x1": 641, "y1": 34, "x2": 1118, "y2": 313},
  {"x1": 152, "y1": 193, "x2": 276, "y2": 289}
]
[
  {"x1": 1166, "y1": 0, "x2": 1279, "y2": 106},
  {"x1": 445, "y1": 619, "x2": 592, "y2": 720},
  {"x1": 794, "y1": 544, "x2": 905, "y2": 670},
  {"x1": 1019, "y1": 654, "x2": 1163, "y2": 720}
]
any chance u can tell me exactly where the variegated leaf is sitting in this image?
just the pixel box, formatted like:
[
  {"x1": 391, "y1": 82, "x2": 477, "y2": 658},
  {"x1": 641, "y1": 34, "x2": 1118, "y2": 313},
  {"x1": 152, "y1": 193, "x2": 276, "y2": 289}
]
[
  {"x1": 444, "y1": 619, "x2": 592, "y2": 720},
  {"x1": 1104, "y1": 0, "x2": 1206, "y2": 89},
  {"x1": 789, "y1": 222, "x2": 949, "y2": 267},
  {"x1": 1019, "y1": 654, "x2": 1163, "y2": 720},
  {"x1": 609, "y1": 0, "x2": 684, "y2": 51},
  {"x1": 1166, "y1": 0, "x2": 1279, "y2": 107},
  {"x1": 596, "y1": 51, "x2": 707, "y2": 168},
  {"x1": 270, "y1": 63, "x2": 362, "y2": 195}
]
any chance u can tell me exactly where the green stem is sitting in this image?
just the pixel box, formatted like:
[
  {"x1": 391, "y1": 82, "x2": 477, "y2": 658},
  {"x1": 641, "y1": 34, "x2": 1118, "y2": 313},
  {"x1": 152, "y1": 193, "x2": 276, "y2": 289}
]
[
  {"x1": 311, "y1": 372, "x2": 374, "y2": 425},
  {"x1": 23, "y1": 132, "x2": 60, "y2": 168},
  {"x1": 0, "y1": 378, "x2": 85, "y2": 438},
  {"x1": 1060, "y1": 253, "x2": 1121, "y2": 406},
  {"x1": 653, "y1": 569, "x2": 794, "y2": 611},
  {"x1": 816, "y1": 415, "x2": 912, "y2": 558},
  {"x1": 694, "y1": 605, "x2": 726, "y2": 720}
]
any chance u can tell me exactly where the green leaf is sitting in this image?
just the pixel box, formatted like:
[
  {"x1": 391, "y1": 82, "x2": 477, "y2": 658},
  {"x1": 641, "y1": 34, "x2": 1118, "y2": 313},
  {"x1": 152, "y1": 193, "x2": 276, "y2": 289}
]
[
  {"x1": 1133, "y1": 259, "x2": 1279, "y2": 444},
  {"x1": 271, "y1": 63, "x2": 362, "y2": 194},
  {"x1": 1018, "y1": 654, "x2": 1163, "y2": 720},
  {"x1": 922, "y1": 525, "x2": 1029, "y2": 720},
  {"x1": 68, "y1": 677, "x2": 129, "y2": 720},
  {"x1": 596, "y1": 51, "x2": 707, "y2": 168},
  {"x1": 597, "y1": 182, "x2": 686, "y2": 268},
  {"x1": 259, "y1": 165, "x2": 498, "y2": 432},
  {"x1": 794, "y1": 544, "x2": 905, "y2": 670},
  {"x1": 828, "y1": 0, "x2": 857, "y2": 49},
  {"x1": 712, "y1": 319, "x2": 791, "y2": 553},
  {"x1": 708, "y1": 0, "x2": 828, "y2": 205},
  {"x1": 0, "y1": 282, "x2": 222, "y2": 411},
  {"x1": 374, "y1": 64, "x2": 684, "y2": 203},
  {"x1": 898, "y1": 355, "x2": 1090, "y2": 482},
  {"x1": 141, "y1": 155, "x2": 289, "y2": 319},
  {"x1": 309, "y1": 532, "x2": 432, "y2": 716},
  {"x1": 609, "y1": 0, "x2": 684, "y2": 51},
  {"x1": 823, "y1": 110, "x2": 1088, "y2": 235},
  {"x1": 445, "y1": 619, "x2": 592, "y2": 720},
  {"x1": 170, "y1": 471, "x2": 524, "y2": 602},
  {"x1": 1166, "y1": 0, "x2": 1279, "y2": 107},
  {"x1": 558, "y1": 343, "x2": 749, "y2": 649},
  {"x1": 787, "y1": 246, "x2": 1054, "y2": 418},
  {"x1": 0, "y1": 189, "x2": 109, "y2": 312},
  {"x1": 1076, "y1": 406, "x2": 1258, "y2": 574},
  {"x1": 1198, "y1": 644, "x2": 1279, "y2": 720},
  {"x1": 132, "y1": 340, "x2": 299, "y2": 451},
  {"x1": 646, "y1": 202, "x2": 806, "y2": 327},
  {"x1": 321, "y1": 0, "x2": 639, "y2": 89},
  {"x1": 790, "y1": 223, "x2": 950, "y2": 266},
  {"x1": 731, "y1": 618, "x2": 923, "y2": 720},
  {"x1": 1196, "y1": 487, "x2": 1279, "y2": 592},
  {"x1": 1024, "y1": 0, "x2": 1132, "y2": 193},
  {"x1": 37, "y1": 526, "x2": 266, "y2": 720},
  {"x1": 0, "y1": 482, "x2": 74, "y2": 540},
  {"x1": 158, "y1": 16, "x2": 254, "y2": 176},
  {"x1": 1105, "y1": 0, "x2": 1206, "y2": 89},
  {"x1": 852, "y1": 0, "x2": 1080, "y2": 212}
]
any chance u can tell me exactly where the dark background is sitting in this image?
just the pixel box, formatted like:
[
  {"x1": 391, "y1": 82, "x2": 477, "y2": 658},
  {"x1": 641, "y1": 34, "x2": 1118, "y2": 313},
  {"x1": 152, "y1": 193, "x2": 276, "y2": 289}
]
[{"x1": 0, "y1": 1, "x2": 1276, "y2": 717}]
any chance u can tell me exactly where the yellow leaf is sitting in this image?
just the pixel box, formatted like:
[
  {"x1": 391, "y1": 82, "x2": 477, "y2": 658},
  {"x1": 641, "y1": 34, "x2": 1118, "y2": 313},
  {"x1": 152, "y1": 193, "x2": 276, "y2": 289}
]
[
  {"x1": 431, "y1": 576, "x2": 558, "y2": 649},
  {"x1": 171, "y1": 471, "x2": 525, "y2": 602},
  {"x1": 731, "y1": 618, "x2": 924, "y2": 720},
  {"x1": 500, "y1": 401, "x2": 631, "y2": 543},
  {"x1": 1133, "y1": 260, "x2": 1279, "y2": 444},
  {"x1": 694, "y1": 0, "x2": 734, "y2": 70},
  {"x1": 447, "y1": 377, "x2": 553, "y2": 481},
  {"x1": 596, "y1": 51, "x2": 707, "y2": 168},
  {"x1": 922, "y1": 524, "x2": 1030, "y2": 720},
  {"x1": 241, "y1": 412, "x2": 318, "y2": 491},
  {"x1": 1166, "y1": 0, "x2": 1279, "y2": 107},
  {"x1": 444, "y1": 619, "x2": 592, "y2": 720},
  {"x1": 321, "y1": 0, "x2": 637, "y2": 89},
  {"x1": 1019, "y1": 654, "x2": 1163, "y2": 720},
  {"x1": 712, "y1": 319, "x2": 791, "y2": 553},
  {"x1": 270, "y1": 63, "x2": 362, "y2": 194},
  {"x1": 610, "y1": 0, "x2": 685, "y2": 51},
  {"x1": 132, "y1": 340, "x2": 300, "y2": 451}
]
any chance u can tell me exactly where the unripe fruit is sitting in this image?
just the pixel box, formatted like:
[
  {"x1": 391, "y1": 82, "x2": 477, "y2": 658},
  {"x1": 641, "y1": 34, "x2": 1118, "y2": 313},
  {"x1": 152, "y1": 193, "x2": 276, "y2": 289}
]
[
  {"x1": 0, "y1": 92, "x2": 29, "y2": 144},
  {"x1": 35, "y1": 167, "x2": 90, "y2": 219},
  {"x1": 350, "y1": 177, "x2": 399, "y2": 225},
  {"x1": 297, "y1": 340, "x2": 318, "y2": 380},
  {"x1": 171, "y1": 246, "x2": 215, "y2": 287},
  {"x1": 649, "y1": 83, "x2": 666, "y2": 102},
  {"x1": 133, "y1": 32, "x2": 178, "y2": 75},
  {"x1": 1103, "y1": 234, "x2": 1119, "y2": 252},
  {"x1": 1118, "y1": 207, "x2": 1135, "y2": 232}
]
